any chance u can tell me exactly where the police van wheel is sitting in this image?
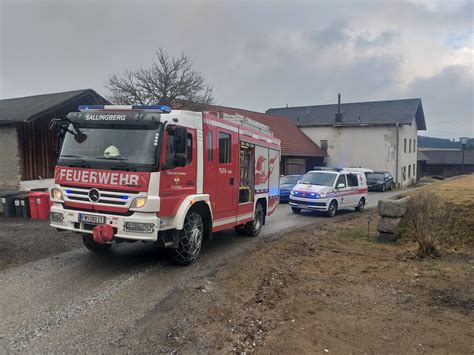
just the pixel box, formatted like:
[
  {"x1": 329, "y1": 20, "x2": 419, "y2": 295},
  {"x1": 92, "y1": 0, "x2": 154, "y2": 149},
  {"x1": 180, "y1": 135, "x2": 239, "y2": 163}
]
[
  {"x1": 174, "y1": 212, "x2": 203, "y2": 265},
  {"x1": 82, "y1": 234, "x2": 111, "y2": 252},
  {"x1": 244, "y1": 203, "x2": 264, "y2": 237},
  {"x1": 355, "y1": 198, "x2": 365, "y2": 212},
  {"x1": 291, "y1": 207, "x2": 301, "y2": 214},
  {"x1": 326, "y1": 201, "x2": 337, "y2": 217}
]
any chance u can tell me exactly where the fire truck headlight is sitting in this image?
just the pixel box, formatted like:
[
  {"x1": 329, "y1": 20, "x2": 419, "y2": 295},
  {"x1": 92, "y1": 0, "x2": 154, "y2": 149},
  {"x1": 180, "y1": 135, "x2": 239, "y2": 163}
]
[
  {"x1": 51, "y1": 188, "x2": 63, "y2": 201},
  {"x1": 131, "y1": 197, "x2": 147, "y2": 209}
]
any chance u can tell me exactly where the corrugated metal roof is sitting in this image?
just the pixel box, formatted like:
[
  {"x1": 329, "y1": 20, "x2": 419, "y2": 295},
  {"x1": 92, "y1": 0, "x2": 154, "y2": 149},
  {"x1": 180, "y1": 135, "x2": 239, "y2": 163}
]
[
  {"x1": 205, "y1": 104, "x2": 326, "y2": 157},
  {"x1": 0, "y1": 89, "x2": 108, "y2": 125},
  {"x1": 266, "y1": 98, "x2": 426, "y2": 130},
  {"x1": 420, "y1": 149, "x2": 474, "y2": 165}
]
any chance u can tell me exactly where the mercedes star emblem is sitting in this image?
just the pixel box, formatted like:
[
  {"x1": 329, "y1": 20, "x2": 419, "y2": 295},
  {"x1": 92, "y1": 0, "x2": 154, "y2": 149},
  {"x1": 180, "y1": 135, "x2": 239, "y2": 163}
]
[{"x1": 88, "y1": 188, "x2": 100, "y2": 203}]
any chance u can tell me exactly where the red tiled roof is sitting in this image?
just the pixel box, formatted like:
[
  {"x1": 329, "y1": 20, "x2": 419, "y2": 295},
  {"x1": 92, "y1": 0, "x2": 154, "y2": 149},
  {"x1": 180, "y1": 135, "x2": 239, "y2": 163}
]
[{"x1": 205, "y1": 104, "x2": 325, "y2": 157}]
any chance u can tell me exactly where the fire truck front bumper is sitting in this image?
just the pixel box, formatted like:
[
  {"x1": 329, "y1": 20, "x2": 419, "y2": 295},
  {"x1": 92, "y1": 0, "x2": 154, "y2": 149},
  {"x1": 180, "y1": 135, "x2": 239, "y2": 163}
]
[{"x1": 49, "y1": 203, "x2": 163, "y2": 241}]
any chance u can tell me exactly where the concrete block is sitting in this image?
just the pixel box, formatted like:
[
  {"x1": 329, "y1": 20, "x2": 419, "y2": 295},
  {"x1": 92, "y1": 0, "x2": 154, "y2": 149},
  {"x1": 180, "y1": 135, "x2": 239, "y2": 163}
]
[
  {"x1": 377, "y1": 216, "x2": 402, "y2": 234},
  {"x1": 378, "y1": 197, "x2": 409, "y2": 218}
]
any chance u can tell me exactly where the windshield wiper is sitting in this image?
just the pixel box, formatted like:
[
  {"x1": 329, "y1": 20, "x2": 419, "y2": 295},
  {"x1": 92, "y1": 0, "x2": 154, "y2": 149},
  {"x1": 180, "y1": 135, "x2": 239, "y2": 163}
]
[
  {"x1": 94, "y1": 157, "x2": 137, "y2": 171},
  {"x1": 60, "y1": 155, "x2": 90, "y2": 168}
]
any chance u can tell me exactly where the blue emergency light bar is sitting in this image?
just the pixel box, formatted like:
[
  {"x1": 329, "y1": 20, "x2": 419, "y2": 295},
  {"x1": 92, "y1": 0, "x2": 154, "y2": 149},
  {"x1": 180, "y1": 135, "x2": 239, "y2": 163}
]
[{"x1": 78, "y1": 104, "x2": 172, "y2": 113}]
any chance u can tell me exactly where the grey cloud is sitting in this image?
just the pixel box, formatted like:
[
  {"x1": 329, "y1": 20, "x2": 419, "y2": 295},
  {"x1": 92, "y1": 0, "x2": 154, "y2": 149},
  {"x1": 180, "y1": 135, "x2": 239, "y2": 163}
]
[
  {"x1": 406, "y1": 65, "x2": 474, "y2": 138},
  {"x1": 355, "y1": 31, "x2": 398, "y2": 49},
  {"x1": 308, "y1": 19, "x2": 350, "y2": 48}
]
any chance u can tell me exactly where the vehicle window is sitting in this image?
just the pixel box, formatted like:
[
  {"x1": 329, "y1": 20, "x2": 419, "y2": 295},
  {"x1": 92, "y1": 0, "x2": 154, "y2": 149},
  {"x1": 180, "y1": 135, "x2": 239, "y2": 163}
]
[
  {"x1": 347, "y1": 173, "x2": 358, "y2": 187},
  {"x1": 219, "y1": 132, "x2": 231, "y2": 164},
  {"x1": 367, "y1": 173, "x2": 384, "y2": 180},
  {"x1": 207, "y1": 131, "x2": 213, "y2": 162},
  {"x1": 336, "y1": 174, "x2": 347, "y2": 187},
  {"x1": 186, "y1": 133, "x2": 192, "y2": 164},
  {"x1": 300, "y1": 172, "x2": 336, "y2": 187},
  {"x1": 281, "y1": 175, "x2": 301, "y2": 184},
  {"x1": 165, "y1": 131, "x2": 175, "y2": 162}
]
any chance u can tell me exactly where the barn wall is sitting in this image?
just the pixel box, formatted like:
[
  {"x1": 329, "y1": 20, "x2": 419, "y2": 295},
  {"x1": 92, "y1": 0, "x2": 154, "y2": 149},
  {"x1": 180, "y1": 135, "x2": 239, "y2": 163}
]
[{"x1": 0, "y1": 127, "x2": 20, "y2": 188}]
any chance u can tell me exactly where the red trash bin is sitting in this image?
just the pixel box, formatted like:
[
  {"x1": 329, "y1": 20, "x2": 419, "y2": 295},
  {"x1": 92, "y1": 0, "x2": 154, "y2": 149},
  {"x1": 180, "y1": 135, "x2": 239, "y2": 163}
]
[{"x1": 28, "y1": 192, "x2": 51, "y2": 219}]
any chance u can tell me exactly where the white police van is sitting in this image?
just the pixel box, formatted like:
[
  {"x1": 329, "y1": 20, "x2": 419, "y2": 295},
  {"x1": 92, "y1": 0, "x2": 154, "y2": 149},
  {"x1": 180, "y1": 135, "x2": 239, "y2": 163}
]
[{"x1": 289, "y1": 168, "x2": 368, "y2": 217}]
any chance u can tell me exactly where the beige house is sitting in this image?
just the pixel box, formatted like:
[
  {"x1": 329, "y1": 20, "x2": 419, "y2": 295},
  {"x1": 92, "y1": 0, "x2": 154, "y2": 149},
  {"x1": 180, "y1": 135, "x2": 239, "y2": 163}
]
[{"x1": 267, "y1": 97, "x2": 426, "y2": 187}]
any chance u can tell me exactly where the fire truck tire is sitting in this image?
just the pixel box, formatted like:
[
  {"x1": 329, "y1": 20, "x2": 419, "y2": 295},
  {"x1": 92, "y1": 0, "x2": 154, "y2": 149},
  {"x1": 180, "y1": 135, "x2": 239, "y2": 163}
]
[
  {"x1": 291, "y1": 207, "x2": 301, "y2": 214},
  {"x1": 82, "y1": 234, "x2": 112, "y2": 252},
  {"x1": 355, "y1": 197, "x2": 365, "y2": 212},
  {"x1": 244, "y1": 202, "x2": 264, "y2": 237},
  {"x1": 174, "y1": 212, "x2": 203, "y2": 265},
  {"x1": 326, "y1": 200, "x2": 338, "y2": 217}
]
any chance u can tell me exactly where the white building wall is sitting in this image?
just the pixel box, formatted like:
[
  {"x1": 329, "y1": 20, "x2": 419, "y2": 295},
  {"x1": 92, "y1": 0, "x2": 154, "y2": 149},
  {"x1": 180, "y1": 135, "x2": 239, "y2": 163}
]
[
  {"x1": 0, "y1": 127, "x2": 20, "y2": 189},
  {"x1": 398, "y1": 123, "x2": 418, "y2": 186},
  {"x1": 301, "y1": 121, "x2": 418, "y2": 187}
]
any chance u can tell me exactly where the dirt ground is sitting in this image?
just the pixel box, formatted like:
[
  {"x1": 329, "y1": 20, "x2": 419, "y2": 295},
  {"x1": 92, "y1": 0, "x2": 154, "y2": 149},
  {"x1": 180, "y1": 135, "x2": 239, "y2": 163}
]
[
  {"x1": 0, "y1": 217, "x2": 82, "y2": 270},
  {"x1": 120, "y1": 212, "x2": 473, "y2": 354}
]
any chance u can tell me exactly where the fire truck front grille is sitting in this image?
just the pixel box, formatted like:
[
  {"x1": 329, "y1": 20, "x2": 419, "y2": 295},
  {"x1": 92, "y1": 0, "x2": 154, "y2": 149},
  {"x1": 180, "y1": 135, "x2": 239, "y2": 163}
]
[{"x1": 63, "y1": 186, "x2": 138, "y2": 206}]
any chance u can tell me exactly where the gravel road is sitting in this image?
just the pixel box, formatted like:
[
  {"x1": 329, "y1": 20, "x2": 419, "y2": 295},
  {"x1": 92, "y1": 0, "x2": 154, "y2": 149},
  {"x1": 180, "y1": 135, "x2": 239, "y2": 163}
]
[{"x1": 0, "y1": 190, "x2": 400, "y2": 352}]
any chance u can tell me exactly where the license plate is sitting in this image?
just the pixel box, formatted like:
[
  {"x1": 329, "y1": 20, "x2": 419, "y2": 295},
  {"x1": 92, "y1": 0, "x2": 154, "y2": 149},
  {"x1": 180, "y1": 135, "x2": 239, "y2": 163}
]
[{"x1": 79, "y1": 214, "x2": 105, "y2": 225}]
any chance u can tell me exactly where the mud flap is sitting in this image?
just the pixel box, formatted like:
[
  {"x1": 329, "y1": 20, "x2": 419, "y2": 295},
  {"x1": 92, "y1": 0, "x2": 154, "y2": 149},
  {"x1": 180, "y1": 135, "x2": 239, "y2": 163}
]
[{"x1": 93, "y1": 224, "x2": 114, "y2": 244}]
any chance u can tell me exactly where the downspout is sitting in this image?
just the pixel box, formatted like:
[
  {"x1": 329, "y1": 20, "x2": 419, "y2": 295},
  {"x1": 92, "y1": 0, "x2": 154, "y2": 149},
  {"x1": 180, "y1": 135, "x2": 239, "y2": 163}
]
[{"x1": 395, "y1": 123, "x2": 400, "y2": 187}]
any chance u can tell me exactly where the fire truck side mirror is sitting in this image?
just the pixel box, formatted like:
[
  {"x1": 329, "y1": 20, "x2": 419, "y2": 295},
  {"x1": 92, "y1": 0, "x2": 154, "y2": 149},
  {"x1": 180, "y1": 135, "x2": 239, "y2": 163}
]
[{"x1": 174, "y1": 127, "x2": 187, "y2": 154}]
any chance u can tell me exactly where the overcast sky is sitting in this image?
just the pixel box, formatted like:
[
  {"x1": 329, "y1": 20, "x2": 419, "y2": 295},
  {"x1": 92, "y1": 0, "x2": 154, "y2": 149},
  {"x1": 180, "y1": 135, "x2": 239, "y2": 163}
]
[{"x1": 1, "y1": 0, "x2": 472, "y2": 138}]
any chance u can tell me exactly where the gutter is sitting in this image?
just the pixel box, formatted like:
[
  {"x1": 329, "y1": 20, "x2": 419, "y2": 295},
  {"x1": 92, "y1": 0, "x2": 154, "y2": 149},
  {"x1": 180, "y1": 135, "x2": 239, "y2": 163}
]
[{"x1": 395, "y1": 122, "x2": 400, "y2": 186}]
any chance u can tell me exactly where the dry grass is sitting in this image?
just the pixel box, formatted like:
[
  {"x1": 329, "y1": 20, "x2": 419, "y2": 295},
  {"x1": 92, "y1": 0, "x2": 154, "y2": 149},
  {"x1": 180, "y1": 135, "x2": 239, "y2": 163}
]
[{"x1": 401, "y1": 175, "x2": 474, "y2": 247}]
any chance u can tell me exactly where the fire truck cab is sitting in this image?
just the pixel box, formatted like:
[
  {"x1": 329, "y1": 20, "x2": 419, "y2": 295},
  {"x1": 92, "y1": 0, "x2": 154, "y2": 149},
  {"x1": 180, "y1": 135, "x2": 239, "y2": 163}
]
[{"x1": 49, "y1": 105, "x2": 280, "y2": 265}]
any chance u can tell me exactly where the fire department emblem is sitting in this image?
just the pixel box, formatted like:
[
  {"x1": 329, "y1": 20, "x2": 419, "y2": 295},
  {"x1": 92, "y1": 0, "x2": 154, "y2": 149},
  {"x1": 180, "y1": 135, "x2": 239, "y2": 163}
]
[{"x1": 174, "y1": 177, "x2": 180, "y2": 185}]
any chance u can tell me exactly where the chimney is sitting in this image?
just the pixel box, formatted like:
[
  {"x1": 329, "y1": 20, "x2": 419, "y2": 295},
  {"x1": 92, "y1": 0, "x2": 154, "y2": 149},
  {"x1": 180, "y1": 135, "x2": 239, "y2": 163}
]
[{"x1": 335, "y1": 93, "x2": 343, "y2": 123}]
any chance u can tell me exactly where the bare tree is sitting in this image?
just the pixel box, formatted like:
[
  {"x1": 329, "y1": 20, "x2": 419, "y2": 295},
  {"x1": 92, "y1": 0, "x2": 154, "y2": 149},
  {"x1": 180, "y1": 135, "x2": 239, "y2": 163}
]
[
  {"x1": 404, "y1": 192, "x2": 453, "y2": 257},
  {"x1": 106, "y1": 48, "x2": 214, "y2": 110}
]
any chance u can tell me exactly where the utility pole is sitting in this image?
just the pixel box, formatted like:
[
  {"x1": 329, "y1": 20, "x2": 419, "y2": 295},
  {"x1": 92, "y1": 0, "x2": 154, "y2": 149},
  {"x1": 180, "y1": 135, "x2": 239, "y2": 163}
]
[{"x1": 460, "y1": 137, "x2": 468, "y2": 175}]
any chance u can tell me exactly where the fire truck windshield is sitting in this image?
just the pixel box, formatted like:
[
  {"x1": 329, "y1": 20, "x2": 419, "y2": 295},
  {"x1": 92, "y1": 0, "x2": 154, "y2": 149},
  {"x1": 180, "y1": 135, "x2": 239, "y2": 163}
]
[{"x1": 59, "y1": 124, "x2": 162, "y2": 170}]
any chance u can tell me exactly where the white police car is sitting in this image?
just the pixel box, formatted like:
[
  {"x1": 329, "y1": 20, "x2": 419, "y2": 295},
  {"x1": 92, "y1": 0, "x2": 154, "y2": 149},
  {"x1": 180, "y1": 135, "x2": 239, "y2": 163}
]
[{"x1": 289, "y1": 168, "x2": 368, "y2": 217}]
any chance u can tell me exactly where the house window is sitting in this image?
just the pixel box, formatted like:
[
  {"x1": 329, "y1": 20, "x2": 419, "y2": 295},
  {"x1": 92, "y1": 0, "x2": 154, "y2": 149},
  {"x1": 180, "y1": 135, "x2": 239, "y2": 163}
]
[
  {"x1": 207, "y1": 131, "x2": 213, "y2": 162},
  {"x1": 413, "y1": 164, "x2": 416, "y2": 177},
  {"x1": 402, "y1": 166, "x2": 406, "y2": 181},
  {"x1": 285, "y1": 158, "x2": 305, "y2": 175},
  {"x1": 408, "y1": 164, "x2": 411, "y2": 178},
  {"x1": 219, "y1": 132, "x2": 231, "y2": 163},
  {"x1": 414, "y1": 139, "x2": 416, "y2": 152},
  {"x1": 320, "y1": 140, "x2": 328, "y2": 152},
  {"x1": 404, "y1": 138, "x2": 407, "y2": 153},
  {"x1": 409, "y1": 139, "x2": 412, "y2": 153}
]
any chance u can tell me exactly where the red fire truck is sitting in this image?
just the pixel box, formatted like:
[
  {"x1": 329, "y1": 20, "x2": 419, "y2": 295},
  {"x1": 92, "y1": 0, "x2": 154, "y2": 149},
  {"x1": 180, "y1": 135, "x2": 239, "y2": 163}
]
[{"x1": 49, "y1": 105, "x2": 280, "y2": 264}]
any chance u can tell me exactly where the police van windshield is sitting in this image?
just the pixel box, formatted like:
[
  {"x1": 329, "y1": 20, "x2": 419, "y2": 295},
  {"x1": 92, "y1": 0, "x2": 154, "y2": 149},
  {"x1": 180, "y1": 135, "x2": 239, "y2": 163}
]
[
  {"x1": 300, "y1": 172, "x2": 337, "y2": 186},
  {"x1": 59, "y1": 124, "x2": 161, "y2": 168}
]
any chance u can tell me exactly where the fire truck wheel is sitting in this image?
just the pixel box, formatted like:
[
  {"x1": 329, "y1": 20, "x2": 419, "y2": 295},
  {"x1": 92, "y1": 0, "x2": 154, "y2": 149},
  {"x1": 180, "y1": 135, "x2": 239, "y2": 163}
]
[
  {"x1": 355, "y1": 197, "x2": 365, "y2": 212},
  {"x1": 82, "y1": 234, "x2": 112, "y2": 252},
  {"x1": 174, "y1": 212, "x2": 203, "y2": 265},
  {"x1": 244, "y1": 203, "x2": 264, "y2": 237},
  {"x1": 291, "y1": 207, "x2": 301, "y2": 214},
  {"x1": 326, "y1": 200, "x2": 338, "y2": 217}
]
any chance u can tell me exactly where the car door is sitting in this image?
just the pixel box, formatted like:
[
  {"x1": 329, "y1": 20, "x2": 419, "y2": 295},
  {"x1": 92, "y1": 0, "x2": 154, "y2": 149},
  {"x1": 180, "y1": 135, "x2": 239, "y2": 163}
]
[
  {"x1": 346, "y1": 173, "x2": 360, "y2": 206},
  {"x1": 334, "y1": 174, "x2": 350, "y2": 207},
  {"x1": 385, "y1": 173, "x2": 393, "y2": 189}
]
